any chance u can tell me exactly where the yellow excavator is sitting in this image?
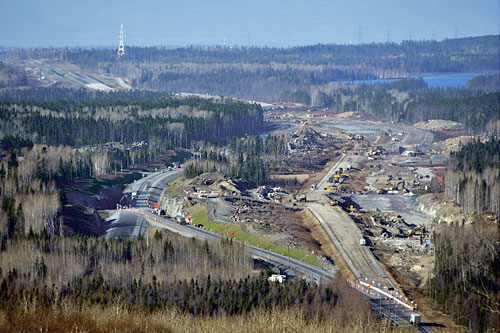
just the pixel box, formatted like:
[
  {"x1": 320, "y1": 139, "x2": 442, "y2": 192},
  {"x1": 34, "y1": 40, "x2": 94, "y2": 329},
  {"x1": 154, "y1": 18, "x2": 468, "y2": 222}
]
[{"x1": 408, "y1": 227, "x2": 426, "y2": 237}]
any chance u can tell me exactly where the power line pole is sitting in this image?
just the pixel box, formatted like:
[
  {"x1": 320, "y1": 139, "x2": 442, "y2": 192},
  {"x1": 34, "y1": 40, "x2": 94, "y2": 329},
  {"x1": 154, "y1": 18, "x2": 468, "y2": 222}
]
[{"x1": 358, "y1": 23, "x2": 363, "y2": 44}]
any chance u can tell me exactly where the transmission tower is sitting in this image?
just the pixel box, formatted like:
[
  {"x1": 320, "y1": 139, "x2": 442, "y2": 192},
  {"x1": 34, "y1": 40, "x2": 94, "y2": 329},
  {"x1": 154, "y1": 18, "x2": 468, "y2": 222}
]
[{"x1": 117, "y1": 24, "x2": 125, "y2": 58}]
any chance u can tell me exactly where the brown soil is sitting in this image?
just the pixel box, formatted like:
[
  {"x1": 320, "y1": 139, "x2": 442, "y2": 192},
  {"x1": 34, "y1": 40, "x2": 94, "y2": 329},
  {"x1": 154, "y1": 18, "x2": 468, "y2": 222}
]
[
  {"x1": 228, "y1": 197, "x2": 321, "y2": 252},
  {"x1": 299, "y1": 208, "x2": 354, "y2": 278}
]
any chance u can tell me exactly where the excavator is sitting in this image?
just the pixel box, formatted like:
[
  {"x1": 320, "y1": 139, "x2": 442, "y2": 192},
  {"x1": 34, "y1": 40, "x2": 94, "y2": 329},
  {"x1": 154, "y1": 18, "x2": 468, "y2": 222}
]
[{"x1": 407, "y1": 226, "x2": 426, "y2": 237}]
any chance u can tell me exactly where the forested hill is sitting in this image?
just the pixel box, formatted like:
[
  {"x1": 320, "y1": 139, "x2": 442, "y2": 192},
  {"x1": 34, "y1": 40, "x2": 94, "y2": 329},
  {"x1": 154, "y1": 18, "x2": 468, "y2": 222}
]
[
  {"x1": 0, "y1": 88, "x2": 263, "y2": 148},
  {"x1": 3, "y1": 36, "x2": 498, "y2": 101},
  {"x1": 5, "y1": 35, "x2": 499, "y2": 73}
]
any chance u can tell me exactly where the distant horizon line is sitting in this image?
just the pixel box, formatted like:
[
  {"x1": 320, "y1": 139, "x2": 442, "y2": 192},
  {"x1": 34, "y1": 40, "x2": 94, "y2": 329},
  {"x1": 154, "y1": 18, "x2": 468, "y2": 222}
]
[{"x1": 1, "y1": 34, "x2": 498, "y2": 51}]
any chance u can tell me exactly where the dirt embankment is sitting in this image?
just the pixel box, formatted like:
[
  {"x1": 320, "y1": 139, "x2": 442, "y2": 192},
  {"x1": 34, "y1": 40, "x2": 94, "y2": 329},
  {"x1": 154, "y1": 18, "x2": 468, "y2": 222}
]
[
  {"x1": 62, "y1": 187, "x2": 123, "y2": 236},
  {"x1": 418, "y1": 193, "x2": 468, "y2": 225},
  {"x1": 64, "y1": 187, "x2": 123, "y2": 210}
]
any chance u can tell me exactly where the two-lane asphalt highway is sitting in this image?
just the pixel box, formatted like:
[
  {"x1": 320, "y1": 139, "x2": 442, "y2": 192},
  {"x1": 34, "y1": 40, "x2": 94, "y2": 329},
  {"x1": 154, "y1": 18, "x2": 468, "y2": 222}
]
[
  {"x1": 108, "y1": 169, "x2": 430, "y2": 330},
  {"x1": 105, "y1": 170, "x2": 182, "y2": 239}
]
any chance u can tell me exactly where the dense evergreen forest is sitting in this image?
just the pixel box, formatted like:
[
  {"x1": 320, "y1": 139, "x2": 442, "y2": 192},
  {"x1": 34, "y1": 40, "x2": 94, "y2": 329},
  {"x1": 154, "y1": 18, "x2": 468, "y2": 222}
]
[
  {"x1": 183, "y1": 134, "x2": 290, "y2": 186},
  {"x1": 0, "y1": 89, "x2": 263, "y2": 169}
]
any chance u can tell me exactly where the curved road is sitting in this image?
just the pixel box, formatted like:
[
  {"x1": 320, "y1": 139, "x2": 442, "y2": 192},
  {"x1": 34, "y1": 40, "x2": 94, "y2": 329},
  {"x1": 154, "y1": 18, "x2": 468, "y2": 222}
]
[{"x1": 108, "y1": 169, "x2": 431, "y2": 330}]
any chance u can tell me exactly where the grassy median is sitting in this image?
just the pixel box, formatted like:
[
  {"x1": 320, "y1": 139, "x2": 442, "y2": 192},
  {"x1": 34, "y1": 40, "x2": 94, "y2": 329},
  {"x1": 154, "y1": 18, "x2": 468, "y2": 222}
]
[{"x1": 166, "y1": 176, "x2": 182, "y2": 196}]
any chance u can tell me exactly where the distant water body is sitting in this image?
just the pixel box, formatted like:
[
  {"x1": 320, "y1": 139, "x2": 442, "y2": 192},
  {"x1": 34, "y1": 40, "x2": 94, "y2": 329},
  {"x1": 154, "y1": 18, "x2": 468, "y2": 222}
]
[{"x1": 335, "y1": 72, "x2": 496, "y2": 88}]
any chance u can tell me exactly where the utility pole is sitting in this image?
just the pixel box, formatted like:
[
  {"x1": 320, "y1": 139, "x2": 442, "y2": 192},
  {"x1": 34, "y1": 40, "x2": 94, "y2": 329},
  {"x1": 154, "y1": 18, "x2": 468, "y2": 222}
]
[
  {"x1": 287, "y1": 245, "x2": 290, "y2": 268},
  {"x1": 117, "y1": 24, "x2": 125, "y2": 58},
  {"x1": 358, "y1": 23, "x2": 363, "y2": 45}
]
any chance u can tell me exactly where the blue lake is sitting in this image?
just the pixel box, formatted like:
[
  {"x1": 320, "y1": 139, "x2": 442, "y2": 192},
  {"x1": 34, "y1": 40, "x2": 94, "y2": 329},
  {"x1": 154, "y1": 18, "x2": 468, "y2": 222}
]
[{"x1": 334, "y1": 72, "x2": 497, "y2": 88}]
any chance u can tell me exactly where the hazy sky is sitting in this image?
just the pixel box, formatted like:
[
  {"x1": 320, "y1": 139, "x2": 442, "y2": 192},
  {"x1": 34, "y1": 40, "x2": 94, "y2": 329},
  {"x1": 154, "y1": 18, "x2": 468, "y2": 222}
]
[{"x1": 1, "y1": 0, "x2": 499, "y2": 47}]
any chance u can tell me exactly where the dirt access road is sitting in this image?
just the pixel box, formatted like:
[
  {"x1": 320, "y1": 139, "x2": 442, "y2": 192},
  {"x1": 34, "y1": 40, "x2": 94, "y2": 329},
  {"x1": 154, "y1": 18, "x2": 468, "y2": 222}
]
[{"x1": 306, "y1": 154, "x2": 395, "y2": 287}]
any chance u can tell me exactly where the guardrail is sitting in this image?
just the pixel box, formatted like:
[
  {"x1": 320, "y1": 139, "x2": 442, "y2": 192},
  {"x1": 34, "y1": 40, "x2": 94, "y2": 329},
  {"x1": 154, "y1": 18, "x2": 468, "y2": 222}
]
[
  {"x1": 126, "y1": 192, "x2": 425, "y2": 328},
  {"x1": 349, "y1": 278, "x2": 417, "y2": 311}
]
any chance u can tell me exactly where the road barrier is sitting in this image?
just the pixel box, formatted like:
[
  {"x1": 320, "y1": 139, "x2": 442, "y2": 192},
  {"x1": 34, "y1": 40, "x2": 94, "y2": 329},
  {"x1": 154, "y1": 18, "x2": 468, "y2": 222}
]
[{"x1": 348, "y1": 279, "x2": 416, "y2": 311}]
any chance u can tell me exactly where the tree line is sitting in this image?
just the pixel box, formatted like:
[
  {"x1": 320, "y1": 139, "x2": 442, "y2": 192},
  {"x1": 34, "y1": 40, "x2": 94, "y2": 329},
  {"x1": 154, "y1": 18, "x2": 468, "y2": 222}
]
[
  {"x1": 302, "y1": 76, "x2": 500, "y2": 134},
  {"x1": 431, "y1": 223, "x2": 500, "y2": 332},
  {"x1": 0, "y1": 89, "x2": 264, "y2": 173},
  {"x1": 0, "y1": 230, "x2": 370, "y2": 323},
  {"x1": 6, "y1": 35, "x2": 498, "y2": 72},
  {"x1": 445, "y1": 138, "x2": 500, "y2": 215},
  {"x1": 183, "y1": 134, "x2": 290, "y2": 186},
  {"x1": 5, "y1": 35, "x2": 497, "y2": 101}
]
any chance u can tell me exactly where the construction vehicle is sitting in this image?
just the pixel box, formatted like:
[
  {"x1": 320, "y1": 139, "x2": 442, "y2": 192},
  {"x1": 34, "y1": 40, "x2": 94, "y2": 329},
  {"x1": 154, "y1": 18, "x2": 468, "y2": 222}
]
[
  {"x1": 356, "y1": 135, "x2": 364, "y2": 140},
  {"x1": 408, "y1": 226, "x2": 426, "y2": 237},
  {"x1": 340, "y1": 173, "x2": 349, "y2": 178},
  {"x1": 347, "y1": 134, "x2": 354, "y2": 140},
  {"x1": 410, "y1": 313, "x2": 421, "y2": 326},
  {"x1": 376, "y1": 189, "x2": 385, "y2": 194},
  {"x1": 329, "y1": 200, "x2": 337, "y2": 206},
  {"x1": 385, "y1": 180, "x2": 392, "y2": 185}
]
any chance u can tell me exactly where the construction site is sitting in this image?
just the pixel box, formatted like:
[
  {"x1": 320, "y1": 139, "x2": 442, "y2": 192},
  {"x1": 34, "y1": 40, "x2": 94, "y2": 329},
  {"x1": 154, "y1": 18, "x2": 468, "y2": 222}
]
[{"x1": 154, "y1": 107, "x2": 477, "y2": 297}]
